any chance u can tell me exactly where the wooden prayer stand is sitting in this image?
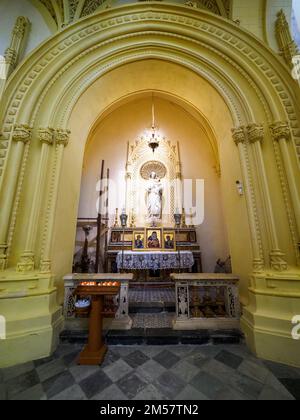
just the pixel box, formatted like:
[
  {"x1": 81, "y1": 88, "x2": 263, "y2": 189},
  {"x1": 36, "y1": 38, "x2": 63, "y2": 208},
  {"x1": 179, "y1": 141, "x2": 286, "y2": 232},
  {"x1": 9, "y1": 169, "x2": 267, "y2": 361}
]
[{"x1": 75, "y1": 283, "x2": 120, "y2": 365}]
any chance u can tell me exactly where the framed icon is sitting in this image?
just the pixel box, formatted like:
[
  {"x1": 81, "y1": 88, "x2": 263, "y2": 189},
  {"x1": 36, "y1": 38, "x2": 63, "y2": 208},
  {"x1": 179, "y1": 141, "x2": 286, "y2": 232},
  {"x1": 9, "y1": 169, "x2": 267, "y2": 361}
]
[
  {"x1": 146, "y1": 228, "x2": 162, "y2": 250},
  {"x1": 163, "y1": 230, "x2": 176, "y2": 251},
  {"x1": 132, "y1": 230, "x2": 146, "y2": 251}
]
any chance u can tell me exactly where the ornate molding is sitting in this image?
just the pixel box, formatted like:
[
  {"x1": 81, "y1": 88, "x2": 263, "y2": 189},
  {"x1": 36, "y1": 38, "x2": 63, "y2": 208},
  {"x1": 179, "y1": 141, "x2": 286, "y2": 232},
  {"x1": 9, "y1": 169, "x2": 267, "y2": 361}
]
[
  {"x1": 0, "y1": 4, "x2": 299, "y2": 274},
  {"x1": 4, "y1": 16, "x2": 30, "y2": 74},
  {"x1": 38, "y1": 127, "x2": 55, "y2": 145},
  {"x1": 270, "y1": 122, "x2": 290, "y2": 142},
  {"x1": 0, "y1": 244, "x2": 7, "y2": 271},
  {"x1": 16, "y1": 251, "x2": 35, "y2": 272},
  {"x1": 247, "y1": 123, "x2": 264, "y2": 144},
  {"x1": 270, "y1": 250, "x2": 288, "y2": 272},
  {"x1": 232, "y1": 126, "x2": 246, "y2": 145},
  {"x1": 275, "y1": 9, "x2": 298, "y2": 68},
  {"x1": 12, "y1": 124, "x2": 32, "y2": 144},
  {"x1": 55, "y1": 129, "x2": 71, "y2": 146}
]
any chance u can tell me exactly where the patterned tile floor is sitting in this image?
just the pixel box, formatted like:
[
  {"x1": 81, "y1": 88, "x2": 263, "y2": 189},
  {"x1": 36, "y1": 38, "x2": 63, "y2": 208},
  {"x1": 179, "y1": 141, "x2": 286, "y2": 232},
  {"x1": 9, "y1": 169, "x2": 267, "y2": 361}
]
[
  {"x1": 129, "y1": 287, "x2": 175, "y2": 303},
  {"x1": 1, "y1": 342, "x2": 300, "y2": 400}
]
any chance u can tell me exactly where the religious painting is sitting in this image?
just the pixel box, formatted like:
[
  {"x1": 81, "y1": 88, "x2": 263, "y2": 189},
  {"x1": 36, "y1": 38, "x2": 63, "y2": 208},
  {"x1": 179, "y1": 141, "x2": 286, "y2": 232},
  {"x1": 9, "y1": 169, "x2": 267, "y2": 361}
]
[
  {"x1": 163, "y1": 230, "x2": 176, "y2": 251},
  {"x1": 132, "y1": 230, "x2": 146, "y2": 251},
  {"x1": 111, "y1": 231, "x2": 121, "y2": 243},
  {"x1": 146, "y1": 228, "x2": 162, "y2": 250}
]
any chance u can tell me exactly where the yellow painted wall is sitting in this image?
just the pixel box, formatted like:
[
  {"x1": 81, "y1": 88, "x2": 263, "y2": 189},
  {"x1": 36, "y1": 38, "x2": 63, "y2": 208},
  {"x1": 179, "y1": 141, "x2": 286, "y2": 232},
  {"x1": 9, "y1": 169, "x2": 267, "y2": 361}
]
[
  {"x1": 79, "y1": 94, "x2": 230, "y2": 273},
  {"x1": 51, "y1": 60, "x2": 252, "y2": 304}
]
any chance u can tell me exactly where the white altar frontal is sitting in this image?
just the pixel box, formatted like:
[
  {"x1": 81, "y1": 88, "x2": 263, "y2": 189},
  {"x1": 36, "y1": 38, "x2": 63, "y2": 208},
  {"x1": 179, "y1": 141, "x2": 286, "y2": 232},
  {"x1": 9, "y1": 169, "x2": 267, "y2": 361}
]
[{"x1": 116, "y1": 251, "x2": 194, "y2": 271}]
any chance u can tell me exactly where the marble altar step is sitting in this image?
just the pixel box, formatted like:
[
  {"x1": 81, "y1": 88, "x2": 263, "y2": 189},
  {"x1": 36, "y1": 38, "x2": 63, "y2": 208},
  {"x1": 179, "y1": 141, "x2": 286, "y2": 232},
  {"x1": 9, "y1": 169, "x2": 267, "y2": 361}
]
[{"x1": 60, "y1": 328, "x2": 243, "y2": 346}]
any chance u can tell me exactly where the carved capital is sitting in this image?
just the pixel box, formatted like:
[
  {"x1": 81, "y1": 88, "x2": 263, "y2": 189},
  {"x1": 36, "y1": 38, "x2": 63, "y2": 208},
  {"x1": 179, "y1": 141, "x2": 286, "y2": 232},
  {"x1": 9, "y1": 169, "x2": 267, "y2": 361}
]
[
  {"x1": 55, "y1": 129, "x2": 71, "y2": 147},
  {"x1": 247, "y1": 123, "x2": 264, "y2": 144},
  {"x1": 270, "y1": 122, "x2": 290, "y2": 142},
  {"x1": 12, "y1": 124, "x2": 32, "y2": 144},
  {"x1": 270, "y1": 250, "x2": 288, "y2": 272},
  {"x1": 232, "y1": 126, "x2": 246, "y2": 146},
  {"x1": 38, "y1": 127, "x2": 54, "y2": 145},
  {"x1": 40, "y1": 259, "x2": 51, "y2": 273},
  {"x1": 252, "y1": 258, "x2": 265, "y2": 273},
  {"x1": 16, "y1": 251, "x2": 35, "y2": 273}
]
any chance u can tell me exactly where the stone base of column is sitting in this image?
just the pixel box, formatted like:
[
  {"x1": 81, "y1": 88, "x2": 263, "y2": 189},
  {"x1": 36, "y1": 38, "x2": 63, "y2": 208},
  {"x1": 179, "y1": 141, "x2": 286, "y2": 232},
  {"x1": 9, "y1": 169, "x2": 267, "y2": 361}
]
[
  {"x1": 0, "y1": 271, "x2": 63, "y2": 368},
  {"x1": 241, "y1": 270, "x2": 300, "y2": 368},
  {"x1": 16, "y1": 251, "x2": 35, "y2": 272},
  {"x1": 269, "y1": 249, "x2": 288, "y2": 271}
]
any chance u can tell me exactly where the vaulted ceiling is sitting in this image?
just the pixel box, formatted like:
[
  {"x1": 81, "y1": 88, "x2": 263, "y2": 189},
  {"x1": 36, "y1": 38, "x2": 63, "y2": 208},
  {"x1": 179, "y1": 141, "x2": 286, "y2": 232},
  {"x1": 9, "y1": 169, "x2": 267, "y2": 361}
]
[{"x1": 32, "y1": 0, "x2": 232, "y2": 31}]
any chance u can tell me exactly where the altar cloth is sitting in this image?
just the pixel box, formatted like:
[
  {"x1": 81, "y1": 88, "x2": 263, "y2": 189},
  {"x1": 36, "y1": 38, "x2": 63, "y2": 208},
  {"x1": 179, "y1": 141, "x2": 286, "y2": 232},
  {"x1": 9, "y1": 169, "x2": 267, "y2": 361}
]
[{"x1": 116, "y1": 251, "x2": 194, "y2": 270}]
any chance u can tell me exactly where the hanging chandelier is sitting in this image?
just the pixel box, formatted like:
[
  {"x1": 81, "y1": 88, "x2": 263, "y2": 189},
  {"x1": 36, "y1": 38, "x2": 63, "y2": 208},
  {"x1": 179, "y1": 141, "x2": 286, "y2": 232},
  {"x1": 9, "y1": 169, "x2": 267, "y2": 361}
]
[{"x1": 147, "y1": 94, "x2": 160, "y2": 153}]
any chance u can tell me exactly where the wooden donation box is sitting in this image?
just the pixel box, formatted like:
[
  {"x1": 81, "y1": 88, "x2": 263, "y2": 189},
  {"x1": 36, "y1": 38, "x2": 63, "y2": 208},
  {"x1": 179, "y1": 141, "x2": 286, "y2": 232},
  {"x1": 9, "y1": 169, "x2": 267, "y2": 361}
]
[{"x1": 75, "y1": 281, "x2": 120, "y2": 365}]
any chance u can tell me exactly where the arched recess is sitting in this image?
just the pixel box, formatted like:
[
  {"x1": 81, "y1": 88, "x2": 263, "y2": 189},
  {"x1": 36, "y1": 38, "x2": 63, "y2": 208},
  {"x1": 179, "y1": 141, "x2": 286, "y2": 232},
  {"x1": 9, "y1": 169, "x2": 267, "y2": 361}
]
[{"x1": 0, "y1": 3, "x2": 300, "y2": 368}]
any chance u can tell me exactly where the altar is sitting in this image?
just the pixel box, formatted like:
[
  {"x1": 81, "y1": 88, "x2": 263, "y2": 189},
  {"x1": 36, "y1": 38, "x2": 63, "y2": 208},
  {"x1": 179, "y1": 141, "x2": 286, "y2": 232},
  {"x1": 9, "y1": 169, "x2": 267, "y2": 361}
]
[{"x1": 116, "y1": 250, "x2": 194, "y2": 271}]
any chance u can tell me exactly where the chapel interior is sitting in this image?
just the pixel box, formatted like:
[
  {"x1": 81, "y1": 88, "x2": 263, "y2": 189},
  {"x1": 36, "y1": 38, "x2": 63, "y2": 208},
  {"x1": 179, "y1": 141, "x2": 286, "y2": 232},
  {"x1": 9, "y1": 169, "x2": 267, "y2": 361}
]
[{"x1": 0, "y1": 0, "x2": 300, "y2": 401}]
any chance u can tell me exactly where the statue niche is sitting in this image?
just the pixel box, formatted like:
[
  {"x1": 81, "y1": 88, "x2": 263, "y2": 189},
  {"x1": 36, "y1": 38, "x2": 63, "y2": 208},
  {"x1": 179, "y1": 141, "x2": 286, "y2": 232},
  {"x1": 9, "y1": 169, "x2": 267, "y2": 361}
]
[
  {"x1": 147, "y1": 171, "x2": 163, "y2": 227},
  {"x1": 124, "y1": 137, "x2": 182, "y2": 227}
]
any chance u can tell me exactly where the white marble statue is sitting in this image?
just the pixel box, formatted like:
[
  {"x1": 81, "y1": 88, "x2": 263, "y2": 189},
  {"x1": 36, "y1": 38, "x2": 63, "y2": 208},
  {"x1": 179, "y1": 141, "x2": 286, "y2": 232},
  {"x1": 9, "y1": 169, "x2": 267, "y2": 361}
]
[{"x1": 147, "y1": 172, "x2": 163, "y2": 225}]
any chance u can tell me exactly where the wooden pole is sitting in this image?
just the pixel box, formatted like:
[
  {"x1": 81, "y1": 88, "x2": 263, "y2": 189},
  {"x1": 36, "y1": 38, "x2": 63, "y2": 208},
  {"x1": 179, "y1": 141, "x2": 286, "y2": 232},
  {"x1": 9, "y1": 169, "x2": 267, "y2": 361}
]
[
  {"x1": 104, "y1": 168, "x2": 110, "y2": 273},
  {"x1": 95, "y1": 160, "x2": 104, "y2": 273}
]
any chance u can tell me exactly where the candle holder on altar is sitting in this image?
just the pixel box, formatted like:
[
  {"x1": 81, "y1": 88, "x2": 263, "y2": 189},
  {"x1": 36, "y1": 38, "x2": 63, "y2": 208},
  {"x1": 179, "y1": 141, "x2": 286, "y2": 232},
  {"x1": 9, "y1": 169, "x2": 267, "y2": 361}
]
[
  {"x1": 120, "y1": 210, "x2": 128, "y2": 228},
  {"x1": 113, "y1": 208, "x2": 119, "y2": 227},
  {"x1": 181, "y1": 208, "x2": 187, "y2": 228},
  {"x1": 174, "y1": 212, "x2": 182, "y2": 228}
]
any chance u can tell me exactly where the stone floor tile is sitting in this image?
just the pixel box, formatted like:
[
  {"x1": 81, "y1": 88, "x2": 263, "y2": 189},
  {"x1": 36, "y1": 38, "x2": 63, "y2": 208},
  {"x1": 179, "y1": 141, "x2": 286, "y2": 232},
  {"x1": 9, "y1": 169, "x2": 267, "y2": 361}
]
[
  {"x1": 175, "y1": 384, "x2": 209, "y2": 400},
  {"x1": 123, "y1": 350, "x2": 150, "y2": 368},
  {"x1": 9, "y1": 384, "x2": 45, "y2": 400},
  {"x1": 50, "y1": 384, "x2": 87, "y2": 400},
  {"x1": 153, "y1": 350, "x2": 180, "y2": 369},
  {"x1": 79, "y1": 370, "x2": 112, "y2": 399},
  {"x1": 171, "y1": 360, "x2": 200, "y2": 383},
  {"x1": 215, "y1": 349, "x2": 243, "y2": 370},
  {"x1": 6, "y1": 370, "x2": 40, "y2": 399},
  {"x1": 133, "y1": 384, "x2": 166, "y2": 400},
  {"x1": 70, "y1": 364, "x2": 101, "y2": 383},
  {"x1": 190, "y1": 371, "x2": 226, "y2": 399},
  {"x1": 103, "y1": 359, "x2": 133, "y2": 382},
  {"x1": 43, "y1": 371, "x2": 75, "y2": 399},
  {"x1": 37, "y1": 358, "x2": 66, "y2": 382},
  {"x1": 136, "y1": 359, "x2": 167, "y2": 383},
  {"x1": 2, "y1": 362, "x2": 35, "y2": 382},
  {"x1": 117, "y1": 372, "x2": 148, "y2": 399},
  {"x1": 92, "y1": 383, "x2": 128, "y2": 400},
  {"x1": 263, "y1": 360, "x2": 300, "y2": 380},
  {"x1": 259, "y1": 385, "x2": 295, "y2": 401},
  {"x1": 238, "y1": 359, "x2": 270, "y2": 384},
  {"x1": 153, "y1": 371, "x2": 186, "y2": 399}
]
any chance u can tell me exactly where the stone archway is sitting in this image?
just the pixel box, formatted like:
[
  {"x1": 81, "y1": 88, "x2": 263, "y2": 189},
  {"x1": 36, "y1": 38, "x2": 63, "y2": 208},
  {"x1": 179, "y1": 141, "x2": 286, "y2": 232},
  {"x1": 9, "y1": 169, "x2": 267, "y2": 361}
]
[{"x1": 0, "y1": 3, "x2": 299, "y2": 368}]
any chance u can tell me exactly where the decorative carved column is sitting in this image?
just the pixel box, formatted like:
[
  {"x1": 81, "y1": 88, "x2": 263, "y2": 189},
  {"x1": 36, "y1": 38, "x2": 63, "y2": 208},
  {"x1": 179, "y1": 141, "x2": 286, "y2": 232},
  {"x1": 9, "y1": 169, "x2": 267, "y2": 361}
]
[
  {"x1": 17, "y1": 128, "x2": 54, "y2": 272},
  {"x1": 270, "y1": 122, "x2": 300, "y2": 245},
  {"x1": 4, "y1": 17, "x2": 30, "y2": 77},
  {"x1": 0, "y1": 124, "x2": 32, "y2": 270},
  {"x1": 40, "y1": 129, "x2": 70, "y2": 273},
  {"x1": 232, "y1": 126, "x2": 264, "y2": 272},
  {"x1": 247, "y1": 124, "x2": 288, "y2": 271}
]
